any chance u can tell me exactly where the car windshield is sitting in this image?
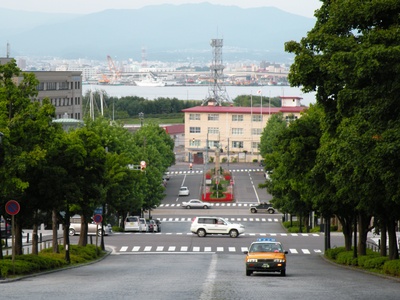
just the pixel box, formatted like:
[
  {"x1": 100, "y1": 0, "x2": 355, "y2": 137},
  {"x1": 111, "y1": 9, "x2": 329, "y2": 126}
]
[{"x1": 250, "y1": 243, "x2": 282, "y2": 253}]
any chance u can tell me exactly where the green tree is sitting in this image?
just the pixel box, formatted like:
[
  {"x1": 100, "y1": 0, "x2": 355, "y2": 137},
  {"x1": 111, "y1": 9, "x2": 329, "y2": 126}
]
[
  {"x1": 0, "y1": 60, "x2": 59, "y2": 255},
  {"x1": 285, "y1": 0, "x2": 400, "y2": 258}
]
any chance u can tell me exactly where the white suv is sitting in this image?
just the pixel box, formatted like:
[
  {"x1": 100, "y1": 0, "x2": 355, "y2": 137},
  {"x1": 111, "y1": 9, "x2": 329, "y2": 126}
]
[{"x1": 190, "y1": 216, "x2": 245, "y2": 238}]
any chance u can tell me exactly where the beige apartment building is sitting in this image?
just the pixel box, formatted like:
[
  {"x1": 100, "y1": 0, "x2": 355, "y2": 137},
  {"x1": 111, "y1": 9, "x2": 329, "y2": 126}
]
[
  {"x1": 1, "y1": 58, "x2": 83, "y2": 121},
  {"x1": 182, "y1": 96, "x2": 307, "y2": 164}
]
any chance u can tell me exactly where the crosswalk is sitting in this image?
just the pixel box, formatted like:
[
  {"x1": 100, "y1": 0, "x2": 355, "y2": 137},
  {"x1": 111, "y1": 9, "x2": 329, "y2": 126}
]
[
  {"x1": 166, "y1": 168, "x2": 264, "y2": 176},
  {"x1": 150, "y1": 216, "x2": 280, "y2": 222},
  {"x1": 158, "y1": 203, "x2": 266, "y2": 208},
  {"x1": 114, "y1": 232, "x2": 321, "y2": 237},
  {"x1": 115, "y1": 245, "x2": 323, "y2": 255}
]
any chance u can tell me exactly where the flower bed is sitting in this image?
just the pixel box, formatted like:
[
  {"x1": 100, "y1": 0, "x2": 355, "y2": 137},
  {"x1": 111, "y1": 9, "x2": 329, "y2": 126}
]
[{"x1": 201, "y1": 192, "x2": 233, "y2": 202}]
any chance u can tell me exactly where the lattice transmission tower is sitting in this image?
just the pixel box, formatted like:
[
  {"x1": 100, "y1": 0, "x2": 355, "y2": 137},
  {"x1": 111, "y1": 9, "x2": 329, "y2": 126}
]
[{"x1": 202, "y1": 38, "x2": 231, "y2": 106}]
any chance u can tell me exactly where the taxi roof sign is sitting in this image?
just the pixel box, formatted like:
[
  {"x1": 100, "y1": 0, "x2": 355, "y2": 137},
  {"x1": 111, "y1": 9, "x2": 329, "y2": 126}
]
[{"x1": 257, "y1": 238, "x2": 276, "y2": 242}]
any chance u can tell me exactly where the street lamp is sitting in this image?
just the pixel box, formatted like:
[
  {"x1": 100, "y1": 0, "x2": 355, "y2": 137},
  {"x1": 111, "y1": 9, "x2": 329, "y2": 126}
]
[{"x1": 139, "y1": 112, "x2": 144, "y2": 127}]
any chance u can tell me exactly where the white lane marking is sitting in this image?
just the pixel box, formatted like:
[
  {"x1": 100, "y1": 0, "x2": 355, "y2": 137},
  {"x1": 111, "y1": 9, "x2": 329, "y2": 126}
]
[{"x1": 200, "y1": 254, "x2": 217, "y2": 300}]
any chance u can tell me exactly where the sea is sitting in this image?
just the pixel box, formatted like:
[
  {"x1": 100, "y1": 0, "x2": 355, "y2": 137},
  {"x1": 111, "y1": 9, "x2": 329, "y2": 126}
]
[{"x1": 83, "y1": 84, "x2": 316, "y2": 106}]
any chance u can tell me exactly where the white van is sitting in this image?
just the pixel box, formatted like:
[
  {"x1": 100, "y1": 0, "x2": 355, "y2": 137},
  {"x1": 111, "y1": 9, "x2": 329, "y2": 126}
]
[{"x1": 124, "y1": 216, "x2": 141, "y2": 232}]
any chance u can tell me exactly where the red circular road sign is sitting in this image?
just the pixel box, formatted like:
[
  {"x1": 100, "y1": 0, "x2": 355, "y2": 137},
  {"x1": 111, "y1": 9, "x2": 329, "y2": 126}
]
[
  {"x1": 93, "y1": 214, "x2": 103, "y2": 224},
  {"x1": 5, "y1": 200, "x2": 20, "y2": 215}
]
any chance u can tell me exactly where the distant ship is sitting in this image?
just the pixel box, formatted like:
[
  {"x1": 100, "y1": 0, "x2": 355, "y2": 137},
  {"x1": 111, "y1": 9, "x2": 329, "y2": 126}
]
[{"x1": 134, "y1": 74, "x2": 166, "y2": 87}]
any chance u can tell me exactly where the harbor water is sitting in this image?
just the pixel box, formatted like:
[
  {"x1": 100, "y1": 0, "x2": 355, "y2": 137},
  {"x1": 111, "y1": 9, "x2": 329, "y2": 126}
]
[{"x1": 83, "y1": 84, "x2": 316, "y2": 106}]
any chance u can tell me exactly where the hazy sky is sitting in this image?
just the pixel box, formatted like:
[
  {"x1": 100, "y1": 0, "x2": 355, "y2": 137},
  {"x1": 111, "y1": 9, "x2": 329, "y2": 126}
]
[{"x1": 0, "y1": 0, "x2": 322, "y2": 18}]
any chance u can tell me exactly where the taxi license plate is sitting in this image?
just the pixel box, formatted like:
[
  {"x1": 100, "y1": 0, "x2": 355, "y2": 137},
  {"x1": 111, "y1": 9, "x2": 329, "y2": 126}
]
[{"x1": 262, "y1": 263, "x2": 270, "y2": 268}]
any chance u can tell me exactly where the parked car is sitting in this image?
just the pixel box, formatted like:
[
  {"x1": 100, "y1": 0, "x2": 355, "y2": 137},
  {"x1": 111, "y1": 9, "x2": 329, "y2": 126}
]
[
  {"x1": 139, "y1": 218, "x2": 148, "y2": 232},
  {"x1": 182, "y1": 199, "x2": 211, "y2": 209},
  {"x1": 190, "y1": 216, "x2": 245, "y2": 238},
  {"x1": 163, "y1": 172, "x2": 170, "y2": 181},
  {"x1": 150, "y1": 219, "x2": 161, "y2": 232},
  {"x1": 69, "y1": 215, "x2": 111, "y2": 236},
  {"x1": 178, "y1": 186, "x2": 190, "y2": 196},
  {"x1": 124, "y1": 216, "x2": 142, "y2": 232},
  {"x1": 146, "y1": 219, "x2": 154, "y2": 232},
  {"x1": 249, "y1": 202, "x2": 275, "y2": 214}
]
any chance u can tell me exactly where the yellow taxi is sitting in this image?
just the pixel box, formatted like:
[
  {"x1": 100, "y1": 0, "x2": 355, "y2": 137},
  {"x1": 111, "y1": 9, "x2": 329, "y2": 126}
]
[{"x1": 244, "y1": 238, "x2": 288, "y2": 276}]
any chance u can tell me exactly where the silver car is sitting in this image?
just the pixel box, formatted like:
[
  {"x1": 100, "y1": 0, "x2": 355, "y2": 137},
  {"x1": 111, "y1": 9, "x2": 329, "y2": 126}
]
[
  {"x1": 69, "y1": 215, "x2": 111, "y2": 236},
  {"x1": 182, "y1": 199, "x2": 211, "y2": 209},
  {"x1": 178, "y1": 186, "x2": 190, "y2": 196}
]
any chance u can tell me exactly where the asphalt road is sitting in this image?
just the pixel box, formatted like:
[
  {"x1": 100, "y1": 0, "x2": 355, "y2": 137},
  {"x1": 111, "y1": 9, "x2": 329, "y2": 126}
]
[
  {"x1": 1, "y1": 253, "x2": 399, "y2": 300},
  {"x1": 2, "y1": 163, "x2": 397, "y2": 299}
]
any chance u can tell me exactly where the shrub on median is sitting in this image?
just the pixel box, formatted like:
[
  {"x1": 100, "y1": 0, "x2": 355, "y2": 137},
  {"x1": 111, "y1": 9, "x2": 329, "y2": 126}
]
[{"x1": 0, "y1": 244, "x2": 104, "y2": 278}]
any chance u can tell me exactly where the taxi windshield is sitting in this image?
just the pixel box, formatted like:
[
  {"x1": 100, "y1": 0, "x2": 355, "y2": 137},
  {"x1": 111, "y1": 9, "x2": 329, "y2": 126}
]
[{"x1": 250, "y1": 242, "x2": 282, "y2": 253}]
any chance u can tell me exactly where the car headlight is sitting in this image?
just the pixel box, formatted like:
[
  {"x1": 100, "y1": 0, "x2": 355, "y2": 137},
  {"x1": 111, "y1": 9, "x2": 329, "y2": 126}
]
[
  {"x1": 247, "y1": 259, "x2": 258, "y2": 263},
  {"x1": 274, "y1": 259, "x2": 285, "y2": 263}
]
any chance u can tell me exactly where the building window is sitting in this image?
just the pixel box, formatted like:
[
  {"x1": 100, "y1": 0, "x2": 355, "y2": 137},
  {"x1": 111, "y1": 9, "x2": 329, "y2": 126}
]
[
  {"x1": 59, "y1": 82, "x2": 69, "y2": 90},
  {"x1": 189, "y1": 127, "x2": 201, "y2": 133},
  {"x1": 36, "y1": 82, "x2": 44, "y2": 91},
  {"x1": 232, "y1": 114, "x2": 243, "y2": 121},
  {"x1": 232, "y1": 141, "x2": 243, "y2": 148},
  {"x1": 189, "y1": 113, "x2": 200, "y2": 120},
  {"x1": 231, "y1": 128, "x2": 243, "y2": 135},
  {"x1": 252, "y1": 142, "x2": 260, "y2": 149},
  {"x1": 251, "y1": 128, "x2": 262, "y2": 135},
  {"x1": 208, "y1": 127, "x2": 219, "y2": 134},
  {"x1": 47, "y1": 82, "x2": 57, "y2": 90},
  {"x1": 208, "y1": 114, "x2": 219, "y2": 121},
  {"x1": 190, "y1": 139, "x2": 200, "y2": 147},
  {"x1": 252, "y1": 115, "x2": 263, "y2": 122},
  {"x1": 285, "y1": 115, "x2": 298, "y2": 123},
  {"x1": 209, "y1": 140, "x2": 220, "y2": 148}
]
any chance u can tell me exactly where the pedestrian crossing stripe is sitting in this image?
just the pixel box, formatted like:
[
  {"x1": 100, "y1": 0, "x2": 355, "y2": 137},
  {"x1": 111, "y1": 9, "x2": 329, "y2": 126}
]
[
  {"x1": 158, "y1": 203, "x2": 271, "y2": 208},
  {"x1": 147, "y1": 217, "x2": 281, "y2": 222},
  {"x1": 116, "y1": 232, "x2": 322, "y2": 237},
  {"x1": 117, "y1": 246, "x2": 322, "y2": 255},
  {"x1": 165, "y1": 168, "x2": 265, "y2": 176}
]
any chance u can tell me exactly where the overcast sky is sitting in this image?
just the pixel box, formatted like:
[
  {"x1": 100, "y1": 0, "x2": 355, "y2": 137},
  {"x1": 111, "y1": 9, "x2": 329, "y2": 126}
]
[{"x1": 0, "y1": 0, "x2": 322, "y2": 18}]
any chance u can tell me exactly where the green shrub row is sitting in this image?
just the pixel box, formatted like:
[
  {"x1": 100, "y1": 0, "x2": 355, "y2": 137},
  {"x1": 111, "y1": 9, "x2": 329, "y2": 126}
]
[
  {"x1": 325, "y1": 247, "x2": 400, "y2": 277},
  {"x1": 0, "y1": 244, "x2": 104, "y2": 278}
]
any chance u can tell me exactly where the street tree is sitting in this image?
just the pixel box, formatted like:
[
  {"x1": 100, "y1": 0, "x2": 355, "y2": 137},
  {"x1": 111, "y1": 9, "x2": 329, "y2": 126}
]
[{"x1": 285, "y1": 0, "x2": 400, "y2": 257}]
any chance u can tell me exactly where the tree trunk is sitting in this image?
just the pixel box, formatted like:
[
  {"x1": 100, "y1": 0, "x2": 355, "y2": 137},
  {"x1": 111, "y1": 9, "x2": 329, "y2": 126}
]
[
  {"x1": 52, "y1": 209, "x2": 59, "y2": 253},
  {"x1": 32, "y1": 223, "x2": 38, "y2": 255},
  {"x1": 323, "y1": 215, "x2": 331, "y2": 251},
  {"x1": 78, "y1": 215, "x2": 88, "y2": 246},
  {"x1": 357, "y1": 213, "x2": 371, "y2": 256},
  {"x1": 338, "y1": 215, "x2": 353, "y2": 251},
  {"x1": 379, "y1": 220, "x2": 387, "y2": 257},
  {"x1": 15, "y1": 221, "x2": 23, "y2": 255},
  {"x1": 388, "y1": 220, "x2": 399, "y2": 260}
]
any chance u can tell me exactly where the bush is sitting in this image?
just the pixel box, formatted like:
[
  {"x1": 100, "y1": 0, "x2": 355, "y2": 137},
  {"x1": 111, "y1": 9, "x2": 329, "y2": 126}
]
[
  {"x1": 0, "y1": 244, "x2": 105, "y2": 278},
  {"x1": 363, "y1": 256, "x2": 389, "y2": 270},
  {"x1": 336, "y1": 251, "x2": 358, "y2": 266},
  {"x1": 287, "y1": 226, "x2": 299, "y2": 233},
  {"x1": 112, "y1": 226, "x2": 123, "y2": 232},
  {"x1": 325, "y1": 247, "x2": 347, "y2": 260},
  {"x1": 383, "y1": 260, "x2": 400, "y2": 276}
]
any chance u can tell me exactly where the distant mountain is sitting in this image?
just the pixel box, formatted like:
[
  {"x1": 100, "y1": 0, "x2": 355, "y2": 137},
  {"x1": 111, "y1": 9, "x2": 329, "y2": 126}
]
[{"x1": 0, "y1": 3, "x2": 315, "y2": 63}]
